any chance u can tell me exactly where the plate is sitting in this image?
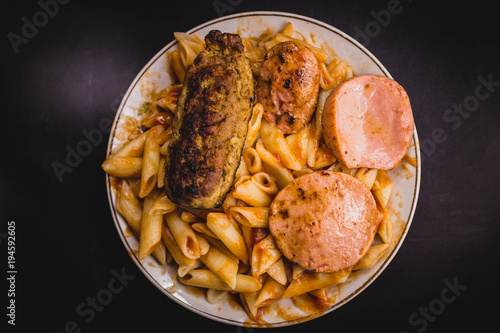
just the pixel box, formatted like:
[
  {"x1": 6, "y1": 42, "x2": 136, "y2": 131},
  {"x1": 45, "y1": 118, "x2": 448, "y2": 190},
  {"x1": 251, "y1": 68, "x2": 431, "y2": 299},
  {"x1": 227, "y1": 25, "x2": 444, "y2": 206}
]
[{"x1": 105, "y1": 11, "x2": 421, "y2": 327}]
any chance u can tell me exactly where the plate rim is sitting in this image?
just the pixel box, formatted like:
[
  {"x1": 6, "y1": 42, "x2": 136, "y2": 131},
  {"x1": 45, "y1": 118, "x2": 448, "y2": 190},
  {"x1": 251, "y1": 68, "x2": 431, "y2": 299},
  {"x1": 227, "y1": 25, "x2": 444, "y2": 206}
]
[{"x1": 105, "y1": 10, "x2": 421, "y2": 327}]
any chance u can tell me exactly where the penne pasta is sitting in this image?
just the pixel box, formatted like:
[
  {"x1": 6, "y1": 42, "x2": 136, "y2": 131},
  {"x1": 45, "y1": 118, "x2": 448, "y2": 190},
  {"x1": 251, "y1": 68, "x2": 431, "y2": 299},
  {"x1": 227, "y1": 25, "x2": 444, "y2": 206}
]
[
  {"x1": 169, "y1": 50, "x2": 186, "y2": 83},
  {"x1": 152, "y1": 242, "x2": 167, "y2": 265},
  {"x1": 178, "y1": 259, "x2": 203, "y2": 278},
  {"x1": 285, "y1": 125, "x2": 310, "y2": 168},
  {"x1": 282, "y1": 269, "x2": 352, "y2": 299},
  {"x1": 229, "y1": 206, "x2": 269, "y2": 228},
  {"x1": 260, "y1": 119, "x2": 302, "y2": 171},
  {"x1": 149, "y1": 191, "x2": 176, "y2": 216},
  {"x1": 206, "y1": 289, "x2": 229, "y2": 304},
  {"x1": 157, "y1": 156, "x2": 166, "y2": 188},
  {"x1": 355, "y1": 168, "x2": 379, "y2": 189},
  {"x1": 139, "y1": 125, "x2": 164, "y2": 198},
  {"x1": 254, "y1": 276, "x2": 285, "y2": 308},
  {"x1": 267, "y1": 258, "x2": 287, "y2": 285},
  {"x1": 179, "y1": 269, "x2": 262, "y2": 293},
  {"x1": 102, "y1": 157, "x2": 142, "y2": 178},
  {"x1": 251, "y1": 235, "x2": 282, "y2": 277},
  {"x1": 372, "y1": 170, "x2": 393, "y2": 208},
  {"x1": 206, "y1": 213, "x2": 248, "y2": 264},
  {"x1": 164, "y1": 209, "x2": 200, "y2": 260},
  {"x1": 255, "y1": 141, "x2": 295, "y2": 189},
  {"x1": 251, "y1": 172, "x2": 279, "y2": 196},
  {"x1": 191, "y1": 222, "x2": 218, "y2": 239},
  {"x1": 243, "y1": 147, "x2": 263, "y2": 175},
  {"x1": 232, "y1": 175, "x2": 273, "y2": 207},
  {"x1": 353, "y1": 244, "x2": 390, "y2": 270},
  {"x1": 161, "y1": 225, "x2": 197, "y2": 267},
  {"x1": 138, "y1": 189, "x2": 162, "y2": 260},
  {"x1": 174, "y1": 32, "x2": 205, "y2": 68},
  {"x1": 377, "y1": 203, "x2": 393, "y2": 245},
  {"x1": 240, "y1": 291, "x2": 263, "y2": 323},
  {"x1": 116, "y1": 179, "x2": 142, "y2": 235},
  {"x1": 200, "y1": 246, "x2": 239, "y2": 289},
  {"x1": 245, "y1": 103, "x2": 264, "y2": 148},
  {"x1": 109, "y1": 132, "x2": 147, "y2": 158},
  {"x1": 157, "y1": 85, "x2": 182, "y2": 114},
  {"x1": 195, "y1": 233, "x2": 210, "y2": 255}
]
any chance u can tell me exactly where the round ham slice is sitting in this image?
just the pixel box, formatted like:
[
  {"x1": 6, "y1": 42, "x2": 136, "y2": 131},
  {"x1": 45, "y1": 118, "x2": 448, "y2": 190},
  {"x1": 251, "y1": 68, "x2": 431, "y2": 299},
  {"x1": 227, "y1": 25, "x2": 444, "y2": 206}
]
[
  {"x1": 269, "y1": 171, "x2": 379, "y2": 273},
  {"x1": 322, "y1": 74, "x2": 414, "y2": 170}
]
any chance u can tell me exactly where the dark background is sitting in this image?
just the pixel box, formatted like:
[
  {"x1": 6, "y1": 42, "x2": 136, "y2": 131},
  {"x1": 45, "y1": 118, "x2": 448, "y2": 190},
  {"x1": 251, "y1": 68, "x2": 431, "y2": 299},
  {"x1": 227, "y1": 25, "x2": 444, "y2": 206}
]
[{"x1": 2, "y1": 0, "x2": 499, "y2": 332}]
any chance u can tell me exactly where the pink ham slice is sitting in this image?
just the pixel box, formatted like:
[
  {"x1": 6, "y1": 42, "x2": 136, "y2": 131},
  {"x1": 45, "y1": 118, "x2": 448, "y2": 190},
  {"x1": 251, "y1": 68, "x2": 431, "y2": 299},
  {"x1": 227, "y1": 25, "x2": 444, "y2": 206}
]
[
  {"x1": 322, "y1": 74, "x2": 414, "y2": 170},
  {"x1": 269, "y1": 171, "x2": 379, "y2": 273}
]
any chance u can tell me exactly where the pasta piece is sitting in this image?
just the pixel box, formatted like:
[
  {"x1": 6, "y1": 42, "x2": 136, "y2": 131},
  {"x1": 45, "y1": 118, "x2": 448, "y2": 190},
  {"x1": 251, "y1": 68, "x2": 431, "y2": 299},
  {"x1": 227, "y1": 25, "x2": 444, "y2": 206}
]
[
  {"x1": 282, "y1": 268, "x2": 351, "y2": 299},
  {"x1": 267, "y1": 258, "x2": 287, "y2": 285},
  {"x1": 178, "y1": 260, "x2": 203, "y2": 278},
  {"x1": 240, "y1": 291, "x2": 263, "y2": 323},
  {"x1": 157, "y1": 85, "x2": 182, "y2": 114},
  {"x1": 139, "y1": 125, "x2": 164, "y2": 198},
  {"x1": 244, "y1": 47, "x2": 266, "y2": 76},
  {"x1": 328, "y1": 59, "x2": 354, "y2": 88},
  {"x1": 251, "y1": 235, "x2": 282, "y2": 277},
  {"x1": 252, "y1": 172, "x2": 279, "y2": 195},
  {"x1": 355, "y1": 168, "x2": 379, "y2": 189},
  {"x1": 245, "y1": 103, "x2": 264, "y2": 148},
  {"x1": 191, "y1": 223, "x2": 218, "y2": 239},
  {"x1": 164, "y1": 209, "x2": 200, "y2": 260},
  {"x1": 161, "y1": 226, "x2": 197, "y2": 267},
  {"x1": 243, "y1": 147, "x2": 263, "y2": 175},
  {"x1": 207, "y1": 289, "x2": 229, "y2": 304},
  {"x1": 309, "y1": 288, "x2": 328, "y2": 302},
  {"x1": 174, "y1": 32, "x2": 205, "y2": 68},
  {"x1": 353, "y1": 244, "x2": 390, "y2": 270},
  {"x1": 280, "y1": 22, "x2": 294, "y2": 37},
  {"x1": 206, "y1": 213, "x2": 249, "y2": 264},
  {"x1": 312, "y1": 141, "x2": 336, "y2": 169},
  {"x1": 232, "y1": 175, "x2": 273, "y2": 207},
  {"x1": 254, "y1": 276, "x2": 285, "y2": 308},
  {"x1": 179, "y1": 269, "x2": 262, "y2": 293},
  {"x1": 180, "y1": 211, "x2": 200, "y2": 223},
  {"x1": 102, "y1": 157, "x2": 142, "y2": 178},
  {"x1": 108, "y1": 132, "x2": 147, "y2": 159},
  {"x1": 196, "y1": 234, "x2": 210, "y2": 255},
  {"x1": 372, "y1": 170, "x2": 393, "y2": 207},
  {"x1": 152, "y1": 242, "x2": 167, "y2": 265},
  {"x1": 200, "y1": 246, "x2": 239, "y2": 289},
  {"x1": 285, "y1": 125, "x2": 310, "y2": 168},
  {"x1": 377, "y1": 203, "x2": 393, "y2": 244},
  {"x1": 157, "y1": 156, "x2": 166, "y2": 188},
  {"x1": 255, "y1": 141, "x2": 294, "y2": 189},
  {"x1": 149, "y1": 192, "x2": 176, "y2": 216},
  {"x1": 169, "y1": 50, "x2": 186, "y2": 83},
  {"x1": 229, "y1": 206, "x2": 269, "y2": 228},
  {"x1": 260, "y1": 119, "x2": 302, "y2": 171},
  {"x1": 138, "y1": 190, "x2": 162, "y2": 260},
  {"x1": 292, "y1": 264, "x2": 306, "y2": 280},
  {"x1": 116, "y1": 179, "x2": 142, "y2": 235}
]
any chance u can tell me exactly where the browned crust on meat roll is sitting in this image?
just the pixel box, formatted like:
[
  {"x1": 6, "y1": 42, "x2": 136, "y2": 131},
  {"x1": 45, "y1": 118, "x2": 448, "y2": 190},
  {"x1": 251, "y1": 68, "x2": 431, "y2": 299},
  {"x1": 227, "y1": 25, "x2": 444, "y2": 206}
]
[{"x1": 165, "y1": 30, "x2": 255, "y2": 209}]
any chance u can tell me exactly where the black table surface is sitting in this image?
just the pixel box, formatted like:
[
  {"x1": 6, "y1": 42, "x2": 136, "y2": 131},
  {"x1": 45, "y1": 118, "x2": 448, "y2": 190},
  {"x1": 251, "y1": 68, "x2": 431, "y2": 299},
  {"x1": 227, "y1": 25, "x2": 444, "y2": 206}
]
[{"x1": 2, "y1": 0, "x2": 499, "y2": 332}]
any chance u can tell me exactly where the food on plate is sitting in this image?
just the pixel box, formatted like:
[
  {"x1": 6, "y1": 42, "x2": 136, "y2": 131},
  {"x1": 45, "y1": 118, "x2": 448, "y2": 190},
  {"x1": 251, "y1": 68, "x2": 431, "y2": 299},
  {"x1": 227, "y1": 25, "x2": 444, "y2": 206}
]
[
  {"x1": 165, "y1": 30, "x2": 255, "y2": 209},
  {"x1": 102, "y1": 21, "x2": 414, "y2": 324},
  {"x1": 256, "y1": 41, "x2": 320, "y2": 134},
  {"x1": 322, "y1": 74, "x2": 414, "y2": 170},
  {"x1": 269, "y1": 170, "x2": 378, "y2": 272}
]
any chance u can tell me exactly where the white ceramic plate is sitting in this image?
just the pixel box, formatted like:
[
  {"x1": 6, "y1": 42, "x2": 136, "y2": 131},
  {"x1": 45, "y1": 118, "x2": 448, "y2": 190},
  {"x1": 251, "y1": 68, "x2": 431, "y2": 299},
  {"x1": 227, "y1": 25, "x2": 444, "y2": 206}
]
[{"x1": 105, "y1": 11, "x2": 421, "y2": 327}]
